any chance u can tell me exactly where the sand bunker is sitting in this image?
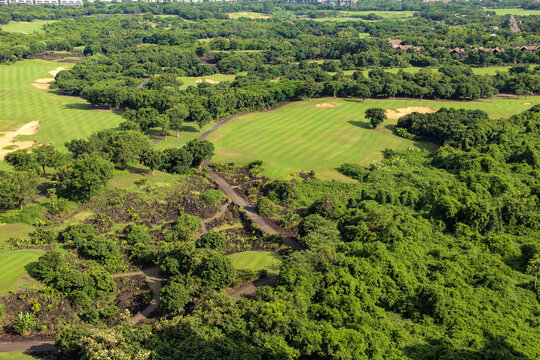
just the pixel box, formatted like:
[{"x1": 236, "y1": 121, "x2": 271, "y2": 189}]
[
  {"x1": 385, "y1": 106, "x2": 436, "y2": 119},
  {"x1": 228, "y1": 12, "x2": 270, "y2": 19},
  {"x1": 195, "y1": 78, "x2": 220, "y2": 84},
  {"x1": 316, "y1": 102, "x2": 336, "y2": 108},
  {"x1": 0, "y1": 120, "x2": 39, "y2": 160},
  {"x1": 48, "y1": 66, "x2": 68, "y2": 77},
  {"x1": 524, "y1": 102, "x2": 532, "y2": 105},
  {"x1": 32, "y1": 77, "x2": 54, "y2": 89}
]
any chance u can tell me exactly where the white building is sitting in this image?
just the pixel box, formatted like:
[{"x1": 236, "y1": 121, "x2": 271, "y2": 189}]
[
  {"x1": 9, "y1": 0, "x2": 35, "y2": 4},
  {"x1": 0, "y1": 0, "x2": 9, "y2": 5},
  {"x1": 60, "y1": 0, "x2": 82, "y2": 5},
  {"x1": 35, "y1": 0, "x2": 59, "y2": 4}
]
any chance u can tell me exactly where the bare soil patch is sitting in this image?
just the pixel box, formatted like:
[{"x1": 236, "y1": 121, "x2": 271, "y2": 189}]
[
  {"x1": 385, "y1": 106, "x2": 436, "y2": 119},
  {"x1": 48, "y1": 66, "x2": 68, "y2": 77},
  {"x1": 0, "y1": 120, "x2": 39, "y2": 160},
  {"x1": 228, "y1": 12, "x2": 270, "y2": 19},
  {"x1": 316, "y1": 102, "x2": 336, "y2": 108}
]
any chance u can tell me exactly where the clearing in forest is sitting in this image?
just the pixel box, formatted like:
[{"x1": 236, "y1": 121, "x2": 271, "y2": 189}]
[
  {"x1": 0, "y1": 20, "x2": 57, "y2": 34},
  {"x1": 228, "y1": 251, "x2": 282, "y2": 275},
  {"x1": 207, "y1": 97, "x2": 540, "y2": 180}
]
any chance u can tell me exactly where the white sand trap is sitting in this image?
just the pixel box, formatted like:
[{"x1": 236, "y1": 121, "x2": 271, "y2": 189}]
[
  {"x1": 524, "y1": 102, "x2": 532, "y2": 105},
  {"x1": 205, "y1": 79, "x2": 220, "y2": 84},
  {"x1": 385, "y1": 106, "x2": 436, "y2": 119},
  {"x1": 48, "y1": 66, "x2": 68, "y2": 77},
  {"x1": 195, "y1": 79, "x2": 203, "y2": 83},
  {"x1": 316, "y1": 102, "x2": 336, "y2": 108},
  {"x1": 32, "y1": 77, "x2": 54, "y2": 89},
  {"x1": 32, "y1": 83, "x2": 51, "y2": 89},
  {"x1": 0, "y1": 120, "x2": 40, "y2": 160}
]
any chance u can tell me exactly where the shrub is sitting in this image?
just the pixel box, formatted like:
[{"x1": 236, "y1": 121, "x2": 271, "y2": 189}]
[
  {"x1": 159, "y1": 281, "x2": 190, "y2": 315},
  {"x1": 56, "y1": 326, "x2": 93, "y2": 360},
  {"x1": 308, "y1": 195, "x2": 345, "y2": 219},
  {"x1": 31, "y1": 227, "x2": 58, "y2": 245},
  {"x1": 280, "y1": 211, "x2": 300, "y2": 227},
  {"x1": 236, "y1": 269, "x2": 257, "y2": 284},
  {"x1": 0, "y1": 205, "x2": 42, "y2": 225},
  {"x1": 197, "y1": 232, "x2": 227, "y2": 251},
  {"x1": 34, "y1": 250, "x2": 65, "y2": 283},
  {"x1": 61, "y1": 224, "x2": 97, "y2": 248},
  {"x1": 99, "y1": 305, "x2": 120, "y2": 319},
  {"x1": 256, "y1": 197, "x2": 279, "y2": 217},
  {"x1": 201, "y1": 189, "x2": 227, "y2": 206},
  {"x1": 12, "y1": 312, "x2": 37, "y2": 335},
  {"x1": 125, "y1": 225, "x2": 151, "y2": 245}
]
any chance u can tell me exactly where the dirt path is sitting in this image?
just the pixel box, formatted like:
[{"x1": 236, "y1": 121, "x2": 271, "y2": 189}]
[
  {"x1": 130, "y1": 266, "x2": 163, "y2": 325},
  {"x1": 228, "y1": 276, "x2": 277, "y2": 300},
  {"x1": 509, "y1": 15, "x2": 521, "y2": 33},
  {"x1": 0, "y1": 340, "x2": 55, "y2": 353},
  {"x1": 135, "y1": 78, "x2": 150, "y2": 89},
  {"x1": 199, "y1": 199, "x2": 232, "y2": 235}
]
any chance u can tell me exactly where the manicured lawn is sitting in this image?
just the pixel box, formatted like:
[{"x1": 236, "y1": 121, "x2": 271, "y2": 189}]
[
  {"x1": 0, "y1": 20, "x2": 57, "y2": 33},
  {"x1": 0, "y1": 223, "x2": 34, "y2": 249},
  {"x1": 0, "y1": 352, "x2": 36, "y2": 360},
  {"x1": 0, "y1": 60, "x2": 121, "y2": 152},
  {"x1": 228, "y1": 251, "x2": 281, "y2": 275},
  {"x1": 0, "y1": 249, "x2": 44, "y2": 295},
  {"x1": 490, "y1": 8, "x2": 540, "y2": 16},
  {"x1": 207, "y1": 97, "x2": 540, "y2": 179},
  {"x1": 109, "y1": 165, "x2": 182, "y2": 190},
  {"x1": 227, "y1": 12, "x2": 270, "y2": 19},
  {"x1": 153, "y1": 121, "x2": 215, "y2": 151},
  {"x1": 178, "y1": 73, "x2": 240, "y2": 89}
]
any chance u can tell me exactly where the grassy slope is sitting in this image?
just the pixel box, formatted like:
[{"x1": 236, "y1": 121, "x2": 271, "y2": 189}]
[
  {"x1": 490, "y1": 8, "x2": 540, "y2": 16},
  {"x1": 0, "y1": 223, "x2": 34, "y2": 249},
  {"x1": 0, "y1": 20, "x2": 57, "y2": 33},
  {"x1": 0, "y1": 60, "x2": 122, "y2": 170},
  {"x1": 0, "y1": 249, "x2": 44, "y2": 295},
  {"x1": 179, "y1": 73, "x2": 241, "y2": 89},
  {"x1": 228, "y1": 251, "x2": 282, "y2": 275},
  {"x1": 208, "y1": 97, "x2": 540, "y2": 180}
]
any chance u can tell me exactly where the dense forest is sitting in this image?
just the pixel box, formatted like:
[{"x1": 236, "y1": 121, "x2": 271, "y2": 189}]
[{"x1": 0, "y1": 0, "x2": 539, "y2": 359}]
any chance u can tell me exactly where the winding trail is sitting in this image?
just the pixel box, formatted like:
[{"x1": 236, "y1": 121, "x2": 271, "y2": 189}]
[{"x1": 198, "y1": 199, "x2": 232, "y2": 235}]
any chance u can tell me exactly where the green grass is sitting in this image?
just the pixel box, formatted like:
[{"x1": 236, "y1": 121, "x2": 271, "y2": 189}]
[
  {"x1": 310, "y1": 10, "x2": 415, "y2": 22},
  {"x1": 0, "y1": 20, "x2": 57, "y2": 33},
  {"x1": 0, "y1": 249, "x2": 44, "y2": 295},
  {"x1": 0, "y1": 223, "x2": 34, "y2": 249},
  {"x1": 489, "y1": 8, "x2": 540, "y2": 16},
  {"x1": 228, "y1": 251, "x2": 281, "y2": 275},
  {"x1": 207, "y1": 97, "x2": 540, "y2": 180},
  {"x1": 0, "y1": 60, "x2": 122, "y2": 154},
  {"x1": 0, "y1": 352, "x2": 37, "y2": 360},
  {"x1": 178, "y1": 73, "x2": 241, "y2": 89},
  {"x1": 153, "y1": 121, "x2": 215, "y2": 151},
  {"x1": 109, "y1": 164, "x2": 182, "y2": 190}
]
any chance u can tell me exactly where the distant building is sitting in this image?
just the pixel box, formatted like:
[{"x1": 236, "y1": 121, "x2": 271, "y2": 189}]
[
  {"x1": 0, "y1": 0, "x2": 9, "y2": 4},
  {"x1": 9, "y1": 0, "x2": 35, "y2": 4},
  {"x1": 35, "y1": 0, "x2": 59, "y2": 4},
  {"x1": 60, "y1": 0, "x2": 82, "y2": 5}
]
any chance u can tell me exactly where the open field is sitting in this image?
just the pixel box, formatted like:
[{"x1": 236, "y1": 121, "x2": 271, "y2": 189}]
[
  {"x1": 489, "y1": 8, "x2": 540, "y2": 16},
  {"x1": 208, "y1": 97, "x2": 540, "y2": 179},
  {"x1": 0, "y1": 249, "x2": 44, "y2": 295},
  {"x1": 179, "y1": 73, "x2": 241, "y2": 89},
  {"x1": 308, "y1": 10, "x2": 415, "y2": 22},
  {"x1": 0, "y1": 60, "x2": 121, "y2": 163},
  {"x1": 227, "y1": 12, "x2": 270, "y2": 19},
  {"x1": 228, "y1": 251, "x2": 281, "y2": 275},
  {"x1": 0, "y1": 223, "x2": 34, "y2": 249},
  {"x1": 0, "y1": 20, "x2": 57, "y2": 33}
]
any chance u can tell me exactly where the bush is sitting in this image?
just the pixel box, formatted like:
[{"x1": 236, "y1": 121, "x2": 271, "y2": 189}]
[
  {"x1": 256, "y1": 197, "x2": 279, "y2": 217},
  {"x1": 99, "y1": 305, "x2": 119, "y2": 319},
  {"x1": 34, "y1": 250, "x2": 65, "y2": 283},
  {"x1": 159, "y1": 281, "x2": 190, "y2": 315},
  {"x1": 308, "y1": 195, "x2": 345, "y2": 219},
  {"x1": 31, "y1": 227, "x2": 58, "y2": 245},
  {"x1": 125, "y1": 225, "x2": 151, "y2": 245},
  {"x1": 0, "y1": 205, "x2": 42, "y2": 225},
  {"x1": 172, "y1": 214, "x2": 202, "y2": 241},
  {"x1": 197, "y1": 232, "x2": 227, "y2": 251},
  {"x1": 201, "y1": 189, "x2": 227, "y2": 206},
  {"x1": 12, "y1": 312, "x2": 37, "y2": 335},
  {"x1": 236, "y1": 269, "x2": 257, "y2": 284},
  {"x1": 61, "y1": 224, "x2": 97, "y2": 248},
  {"x1": 56, "y1": 326, "x2": 93, "y2": 360}
]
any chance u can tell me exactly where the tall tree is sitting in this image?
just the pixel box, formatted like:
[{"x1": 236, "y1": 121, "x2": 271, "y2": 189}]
[
  {"x1": 33, "y1": 144, "x2": 64, "y2": 174},
  {"x1": 166, "y1": 104, "x2": 189, "y2": 138},
  {"x1": 140, "y1": 149, "x2": 163, "y2": 175},
  {"x1": 365, "y1": 108, "x2": 387, "y2": 129},
  {"x1": 55, "y1": 154, "x2": 113, "y2": 200}
]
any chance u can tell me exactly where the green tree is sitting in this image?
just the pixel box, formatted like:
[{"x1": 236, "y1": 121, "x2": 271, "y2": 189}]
[
  {"x1": 197, "y1": 232, "x2": 227, "y2": 252},
  {"x1": 166, "y1": 104, "x2": 189, "y2": 138},
  {"x1": 55, "y1": 154, "x2": 114, "y2": 200},
  {"x1": 365, "y1": 108, "x2": 387, "y2": 129},
  {"x1": 159, "y1": 280, "x2": 190, "y2": 315},
  {"x1": 33, "y1": 144, "x2": 64, "y2": 174},
  {"x1": 140, "y1": 149, "x2": 163, "y2": 175},
  {"x1": 183, "y1": 139, "x2": 215, "y2": 167},
  {"x1": 527, "y1": 254, "x2": 540, "y2": 289},
  {"x1": 5, "y1": 150, "x2": 35, "y2": 171}
]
